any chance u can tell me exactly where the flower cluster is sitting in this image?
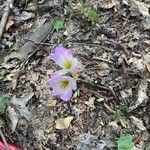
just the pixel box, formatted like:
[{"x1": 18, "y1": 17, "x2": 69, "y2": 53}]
[{"x1": 48, "y1": 46, "x2": 79, "y2": 101}]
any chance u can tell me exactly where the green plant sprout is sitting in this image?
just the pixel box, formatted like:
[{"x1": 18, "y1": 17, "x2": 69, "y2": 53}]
[
  {"x1": 52, "y1": 19, "x2": 64, "y2": 31},
  {"x1": 81, "y1": 3, "x2": 100, "y2": 25}
]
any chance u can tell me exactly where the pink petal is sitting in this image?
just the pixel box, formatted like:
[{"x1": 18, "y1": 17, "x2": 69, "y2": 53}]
[
  {"x1": 50, "y1": 45, "x2": 73, "y2": 68},
  {"x1": 60, "y1": 89, "x2": 73, "y2": 101}
]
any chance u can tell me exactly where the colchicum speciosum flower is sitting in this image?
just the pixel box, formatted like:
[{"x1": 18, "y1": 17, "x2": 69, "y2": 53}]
[
  {"x1": 48, "y1": 75, "x2": 77, "y2": 101},
  {"x1": 50, "y1": 45, "x2": 78, "y2": 76},
  {"x1": 48, "y1": 45, "x2": 79, "y2": 101}
]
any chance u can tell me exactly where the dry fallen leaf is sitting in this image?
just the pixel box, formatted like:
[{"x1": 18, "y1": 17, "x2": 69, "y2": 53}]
[
  {"x1": 15, "y1": 11, "x2": 35, "y2": 22},
  {"x1": 7, "y1": 106, "x2": 18, "y2": 132},
  {"x1": 96, "y1": 62, "x2": 110, "y2": 77},
  {"x1": 6, "y1": 16, "x2": 14, "y2": 31},
  {"x1": 143, "y1": 40, "x2": 150, "y2": 45},
  {"x1": 143, "y1": 53, "x2": 150, "y2": 72},
  {"x1": 130, "y1": 0, "x2": 150, "y2": 17},
  {"x1": 130, "y1": 116, "x2": 146, "y2": 131},
  {"x1": 99, "y1": 0, "x2": 119, "y2": 9},
  {"x1": 76, "y1": 132, "x2": 107, "y2": 150},
  {"x1": 128, "y1": 57, "x2": 146, "y2": 73},
  {"x1": 7, "y1": 93, "x2": 34, "y2": 132},
  {"x1": 120, "y1": 89, "x2": 132, "y2": 99},
  {"x1": 11, "y1": 93, "x2": 34, "y2": 107},
  {"x1": 55, "y1": 116, "x2": 74, "y2": 129},
  {"x1": 130, "y1": 0, "x2": 150, "y2": 29},
  {"x1": 85, "y1": 97, "x2": 95, "y2": 108},
  {"x1": 129, "y1": 80, "x2": 148, "y2": 111},
  {"x1": 11, "y1": 69, "x2": 24, "y2": 90},
  {"x1": 109, "y1": 121, "x2": 119, "y2": 130}
]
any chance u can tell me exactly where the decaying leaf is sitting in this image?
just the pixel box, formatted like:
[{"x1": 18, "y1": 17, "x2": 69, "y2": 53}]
[
  {"x1": 128, "y1": 57, "x2": 145, "y2": 72},
  {"x1": 120, "y1": 89, "x2": 132, "y2": 99},
  {"x1": 130, "y1": 0, "x2": 150, "y2": 29},
  {"x1": 55, "y1": 116, "x2": 73, "y2": 129},
  {"x1": 130, "y1": 0, "x2": 150, "y2": 18},
  {"x1": 7, "y1": 106, "x2": 18, "y2": 132},
  {"x1": 3, "y1": 21, "x2": 53, "y2": 63},
  {"x1": 143, "y1": 53, "x2": 150, "y2": 72},
  {"x1": 144, "y1": 40, "x2": 150, "y2": 45},
  {"x1": 96, "y1": 62, "x2": 110, "y2": 77},
  {"x1": 129, "y1": 80, "x2": 148, "y2": 111},
  {"x1": 15, "y1": 11, "x2": 35, "y2": 22},
  {"x1": 11, "y1": 92, "x2": 34, "y2": 107},
  {"x1": 6, "y1": 16, "x2": 14, "y2": 31},
  {"x1": 11, "y1": 69, "x2": 24, "y2": 90},
  {"x1": 7, "y1": 93, "x2": 34, "y2": 132},
  {"x1": 76, "y1": 132, "x2": 107, "y2": 150},
  {"x1": 84, "y1": 97, "x2": 95, "y2": 108},
  {"x1": 128, "y1": 53, "x2": 150, "y2": 73},
  {"x1": 130, "y1": 116, "x2": 146, "y2": 131},
  {"x1": 109, "y1": 121, "x2": 119, "y2": 130},
  {"x1": 99, "y1": 0, "x2": 119, "y2": 9}
]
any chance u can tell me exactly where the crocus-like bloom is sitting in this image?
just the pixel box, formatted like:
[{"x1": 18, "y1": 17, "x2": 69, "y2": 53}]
[
  {"x1": 48, "y1": 75, "x2": 77, "y2": 101},
  {"x1": 50, "y1": 46, "x2": 78, "y2": 75}
]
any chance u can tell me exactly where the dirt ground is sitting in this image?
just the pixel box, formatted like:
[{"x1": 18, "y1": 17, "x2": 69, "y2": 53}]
[{"x1": 0, "y1": 0, "x2": 150, "y2": 150}]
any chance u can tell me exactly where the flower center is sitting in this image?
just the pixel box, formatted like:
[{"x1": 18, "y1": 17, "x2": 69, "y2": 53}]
[
  {"x1": 59, "y1": 80, "x2": 70, "y2": 90},
  {"x1": 64, "y1": 59, "x2": 73, "y2": 69}
]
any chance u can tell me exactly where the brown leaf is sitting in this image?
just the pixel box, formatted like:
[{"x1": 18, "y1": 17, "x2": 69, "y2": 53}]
[
  {"x1": 130, "y1": 116, "x2": 146, "y2": 131},
  {"x1": 7, "y1": 106, "x2": 18, "y2": 132},
  {"x1": 130, "y1": 0, "x2": 150, "y2": 29},
  {"x1": 129, "y1": 80, "x2": 148, "y2": 111},
  {"x1": 99, "y1": 0, "x2": 119, "y2": 9},
  {"x1": 12, "y1": 69, "x2": 24, "y2": 90},
  {"x1": 55, "y1": 116, "x2": 73, "y2": 129},
  {"x1": 143, "y1": 53, "x2": 150, "y2": 72},
  {"x1": 130, "y1": 0, "x2": 150, "y2": 17},
  {"x1": 85, "y1": 97, "x2": 95, "y2": 108},
  {"x1": 96, "y1": 62, "x2": 110, "y2": 76},
  {"x1": 6, "y1": 16, "x2": 14, "y2": 31}
]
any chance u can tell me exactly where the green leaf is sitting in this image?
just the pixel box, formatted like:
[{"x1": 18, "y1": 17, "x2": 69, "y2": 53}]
[
  {"x1": 117, "y1": 135, "x2": 134, "y2": 150},
  {"x1": 52, "y1": 19, "x2": 64, "y2": 31},
  {"x1": 0, "y1": 96, "x2": 10, "y2": 115},
  {"x1": 82, "y1": 4, "x2": 100, "y2": 25}
]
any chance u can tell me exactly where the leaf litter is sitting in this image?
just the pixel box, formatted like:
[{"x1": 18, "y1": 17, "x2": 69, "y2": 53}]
[
  {"x1": 7, "y1": 92, "x2": 34, "y2": 132},
  {"x1": 0, "y1": 0, "x2": 150, "y2": 149}
]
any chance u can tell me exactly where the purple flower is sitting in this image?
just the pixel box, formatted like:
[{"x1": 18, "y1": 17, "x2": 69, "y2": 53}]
[
  {"x1": 50, "y1": 46, "x2": 78, "y2": 75},
  {"x1": 48, "y1": 75, "x2": 77, "y2": 101}
]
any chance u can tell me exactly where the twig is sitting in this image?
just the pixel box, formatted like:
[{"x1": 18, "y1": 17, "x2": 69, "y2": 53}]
[
  {"x1": 108, "y1": 86, "x2": 118, "y2": 101},
  {"x1": 78, "y1": 79, "x2": 109, "y2": 90},
  {"x1": 0, "y1": 129, "x2": 9, "y2": 150},
  {"x1": 24, "y1": 38, "x2": 55, "y2": 46},
  {"x1": 0, "y1": 0, "x2": 14, "y2": 41},
  {"x1": 79, "y1": 79, "x2": 119, "y2": 100},
  {"x1": 92, "y1": 56, "x2": 113, "y2": 64}
]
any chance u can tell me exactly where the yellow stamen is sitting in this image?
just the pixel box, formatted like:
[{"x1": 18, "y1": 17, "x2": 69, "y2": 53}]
[
  {"x1": 59, "y1": 80, "x2": 69, "y2": 90},
  {"x1": 63, "y1": 60, "x2": 73, "y2": 69}
]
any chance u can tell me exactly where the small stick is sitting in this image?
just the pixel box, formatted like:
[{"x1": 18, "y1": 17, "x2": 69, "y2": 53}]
[
  {"x1": 92, "y1": 56, "x2": 113, "y2": 64},
  {"x1": 78, "y1": 79, "x2": 119, "y2": 100},
  {"x1": 24, "y1": 38, "x2": 55, "y2": 46},
  {"x1": 0, "y1": 0, "x2": 14, "y2": 41},
  {"x1": 0, "y1": 129, "x2": 9, "y2": 150},
  {"x1": 108, "y1": 86, "x2": 118, "y2": 101},
  {"x1": 78, "y1": 79, "x2": 109, "y2": 91}
]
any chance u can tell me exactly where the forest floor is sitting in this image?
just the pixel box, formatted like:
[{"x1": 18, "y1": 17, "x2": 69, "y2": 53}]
[{"x1": 0, "y1": 0, "x2": 150, "y2": 150}]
